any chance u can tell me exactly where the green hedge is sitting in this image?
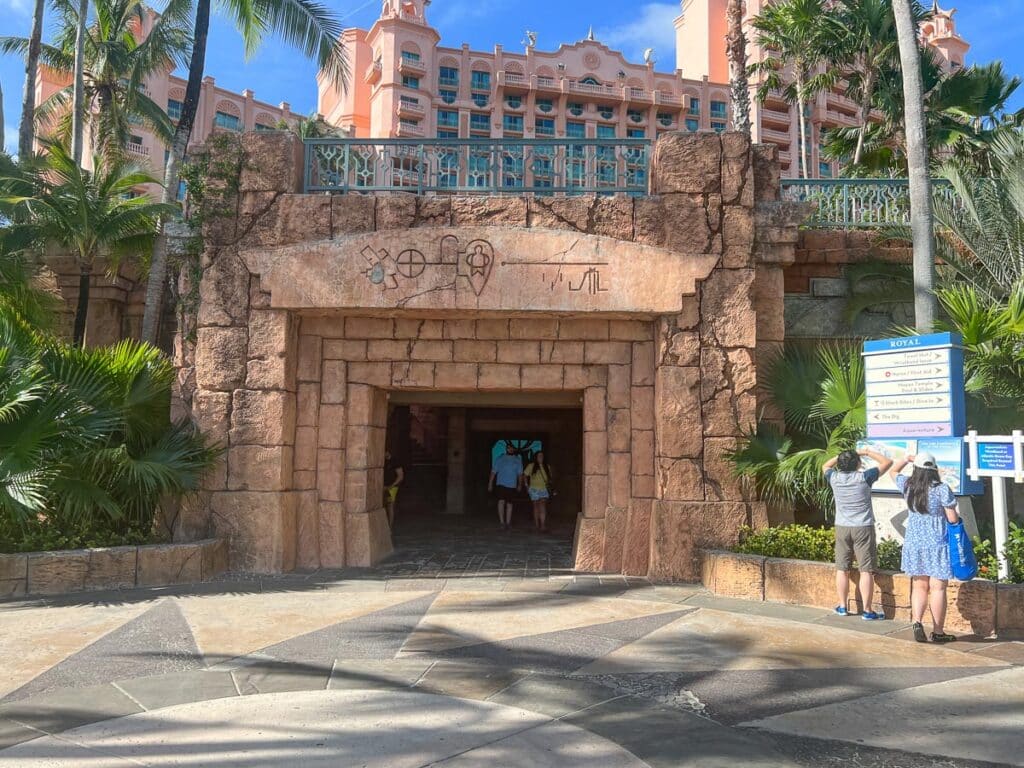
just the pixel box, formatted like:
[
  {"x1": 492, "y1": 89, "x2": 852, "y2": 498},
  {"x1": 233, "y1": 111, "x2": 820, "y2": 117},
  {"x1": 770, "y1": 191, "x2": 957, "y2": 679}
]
[{"x1": 734, "y1": 525, "x2": 902, "y2": 571}]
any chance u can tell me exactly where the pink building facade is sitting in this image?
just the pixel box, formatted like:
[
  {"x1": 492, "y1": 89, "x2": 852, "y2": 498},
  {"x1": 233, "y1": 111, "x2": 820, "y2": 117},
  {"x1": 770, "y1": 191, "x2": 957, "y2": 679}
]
[
  {"x1": 317, "y1": 0, "x2": 733, "y2": 144},
  {"x1": 676, "y1": 0, "x2": 969, "y2": 177}
]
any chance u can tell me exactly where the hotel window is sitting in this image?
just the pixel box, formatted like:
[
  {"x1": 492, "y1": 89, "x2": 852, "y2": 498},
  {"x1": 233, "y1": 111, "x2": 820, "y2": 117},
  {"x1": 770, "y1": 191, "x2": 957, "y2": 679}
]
[
  {"x1": 470, "y1": 70, "x2": 491, "y2": 90},
  {"x1": 506, "y1": 95, "x2": 522, "y2": 109},
  {"x1": 437, "y1": 129, "x2": 459, "y2": 138},
  {"x1": 503, "y1": 114, "x2": 524, "y2": 133},
  {"x1": 710, "y1": 100, "x2": 727, "y2": 119},
  {"x1": 566, "y1": 120, "x2": 585, "y2": 138},
  {"x1": 214, "y1": 111, "x2": 241, "y2": 131},
  {"x1": 712, "y1": 121, "x2": 726, "y2": 133},
  {"x1": 598, "y1": 106, "x2": 614, "y2": 120},
  {"x1": 440, "y1": 89, "x2": 457, "y2": 104},
  {"x1": 627, "y1": 109, "x2": 643, "y2": 123},
  {"x1": 402, "y1": 75, "x2": 420, "y2": 89},
  {"x1": 818, "y1": 161, "x2": 832, "y2": 178},
  {"x1": 167, "y1": 98, "x2": 182, "y2": 120},
  {"x1": 685, "y1": 118, "x2": 699, "y2": 132},
  {"x1": 472, "y1": 92, "x2": 489, "y2": 107},
  {"x1": 470, "y1": 112, "x2": 490, "y2": 132},
  {"x1": 688, "y1": 97, "x2": 700, "y2": 116},
  {"x1": 536, "y1": 98, "x2": 553, "y2": 113},
  {"x1": 400, "y1": 95, "x2": 420, "y2": 106},
  {"x1": 568, "y1": 102, "x2": 584, "y2": 116},
  {"x1": 129, "y1": 134, "x2": 143, "y2": 145},
  {"x1": 255, "y1": 123, "x2": 274, "y2": 131},
  {"x1": 399, "y1": 117, "x2": 420, "y2": 126},
  {"x1": 437, "y1": 109, "x2": 458, "y2": 128},
  {"x1": 535, "y1": 117, "x2": 555, "y2": 137},
  {"x1": 401, "y1": 50, "x2": 421, "y2": 62},
  {"x1": 439, "y1": 66, "x2": 459, "y2": 86},
  {"x1": 596, "y1": 124, "x2": 616, "y2": 139},
  {"x1": 627, "y1": 128, "x2": 645, "y2": 138},
  {"x1": 656, "y1": 112, "x2": 673, "y2": 127},
  {"x1": 579, "y1": 76, "x2": 600, "y2": 86}
]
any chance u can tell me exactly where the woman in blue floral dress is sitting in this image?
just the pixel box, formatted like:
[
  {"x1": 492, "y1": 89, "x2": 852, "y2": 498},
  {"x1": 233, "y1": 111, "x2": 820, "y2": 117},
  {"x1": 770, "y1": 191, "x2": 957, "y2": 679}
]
[{"x1": 888, "y1": 452, "x2": 962, "y2": 643}]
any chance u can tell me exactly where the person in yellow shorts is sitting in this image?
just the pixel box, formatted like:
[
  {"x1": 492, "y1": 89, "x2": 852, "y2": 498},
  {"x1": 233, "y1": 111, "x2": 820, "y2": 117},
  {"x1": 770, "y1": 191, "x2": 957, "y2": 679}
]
[
  {"x1": 383, "y1": 451, "x2": 404, "y2": 530},
  {"x1": 522, "y1": 450, "x2": 554, "y2": 533}
]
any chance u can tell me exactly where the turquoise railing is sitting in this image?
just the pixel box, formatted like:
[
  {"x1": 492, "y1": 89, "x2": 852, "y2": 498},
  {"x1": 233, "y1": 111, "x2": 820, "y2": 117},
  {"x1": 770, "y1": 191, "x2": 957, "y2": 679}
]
[
  {"x1": 303, "y1": 138, "x2": 650, "y2": 195},
  {"x1": 781, "y1": 178, "x2": 956, "y2": 228}
]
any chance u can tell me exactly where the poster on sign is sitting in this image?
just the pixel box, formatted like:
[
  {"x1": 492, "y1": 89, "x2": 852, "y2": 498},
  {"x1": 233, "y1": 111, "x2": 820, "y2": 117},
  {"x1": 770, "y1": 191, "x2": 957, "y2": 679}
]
[{"x1": 856, "y1": 437, "x2": 982, "y2": 495}]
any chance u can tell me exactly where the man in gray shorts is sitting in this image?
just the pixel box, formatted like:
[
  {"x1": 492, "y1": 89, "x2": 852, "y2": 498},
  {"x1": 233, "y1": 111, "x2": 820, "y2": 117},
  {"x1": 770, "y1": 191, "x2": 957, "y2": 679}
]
[{"x1": 822, "y1": 447, "x2": 893, "y2": 620}]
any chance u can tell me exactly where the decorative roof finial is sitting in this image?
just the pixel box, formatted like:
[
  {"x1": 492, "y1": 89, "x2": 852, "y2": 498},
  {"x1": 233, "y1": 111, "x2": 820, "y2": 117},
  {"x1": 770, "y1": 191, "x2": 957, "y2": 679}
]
[
  {"x1": 587, "y1": 25, "x2": 595, "y2": 41},
  {"x1": 931, "y1": 0, "x2": 940, "y2": 12}
]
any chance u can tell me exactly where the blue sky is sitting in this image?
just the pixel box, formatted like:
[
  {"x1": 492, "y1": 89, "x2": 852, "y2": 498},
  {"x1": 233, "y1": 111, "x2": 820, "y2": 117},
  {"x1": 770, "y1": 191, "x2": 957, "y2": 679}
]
[{"x1": 1, "y1": 0, "x2": 1022, "y2": 154}]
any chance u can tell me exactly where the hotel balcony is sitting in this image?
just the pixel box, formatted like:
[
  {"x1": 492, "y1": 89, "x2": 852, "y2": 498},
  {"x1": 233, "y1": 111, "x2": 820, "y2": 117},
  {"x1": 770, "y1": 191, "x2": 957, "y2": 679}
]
[
  {"x1": 398, "y1": 57, "x2": 427, "y2": 76},
  {"x1": 497, "y1": 71, "x2": 528, "y2": 89},
  {"x1": 397, "y1": 100, "x2": 425, "y2": 119},
  {"x1": 653, "y1": 92, "x2": 682, "y2": 107},
  {"x1": 364, "y1": 61, "x2": 382, "y2": 85},
  {"x1": 626, "y1": 87, "x2": 651, "y2": 104},
  {"x1": 824, "y1": 109, "x2": 858, "y2": 128},
  {"x1": 396, "y1": 122, "x2": 424, "y2": 137},
  {"x1": 760, "y1": 125, "x2": 792, "y2": 145},
  {"x1": 126, "y1": 142, "x2": 150, "y2": 158},
  {"x1": 534, "y1": 76, "x2": 561, "y2": 94},
  {"x1": 761, "y1": 106, "x2": 791, "y2": 126}
]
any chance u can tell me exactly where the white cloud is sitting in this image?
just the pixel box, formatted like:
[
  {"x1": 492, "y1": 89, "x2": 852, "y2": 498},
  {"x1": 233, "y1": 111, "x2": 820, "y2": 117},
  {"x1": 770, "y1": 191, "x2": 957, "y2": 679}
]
[
  {"x1": 1, "y1": 0, "x2": 32, "y2": 15},
  {"x1": 598, "y1": 3, "x2": 679, "y2": 66}
]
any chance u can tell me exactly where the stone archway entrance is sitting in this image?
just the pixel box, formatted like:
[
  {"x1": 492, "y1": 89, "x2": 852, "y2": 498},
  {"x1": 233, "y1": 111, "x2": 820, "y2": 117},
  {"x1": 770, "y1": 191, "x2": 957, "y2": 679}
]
[{"x1": 179, "y1": 131, "x2": 805, "y2": 581}]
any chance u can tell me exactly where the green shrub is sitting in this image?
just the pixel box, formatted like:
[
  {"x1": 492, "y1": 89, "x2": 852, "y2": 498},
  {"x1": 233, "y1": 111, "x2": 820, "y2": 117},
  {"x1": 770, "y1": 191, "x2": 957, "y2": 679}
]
[
  {"x1": 974, "y1": 525, "x2": 1024, "y2": 584},
  {"x1": 734, "y1": 525, "x2": 835, "y2": 562},
  {"x1": 735, "y1": 525, "x2": 905, "y2": 572}
]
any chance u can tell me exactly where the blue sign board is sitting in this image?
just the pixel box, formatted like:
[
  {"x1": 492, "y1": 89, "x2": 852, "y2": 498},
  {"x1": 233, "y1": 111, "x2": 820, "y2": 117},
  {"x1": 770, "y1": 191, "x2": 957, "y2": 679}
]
[
  {"x1": 862, "y1": 332, "x2": 966, "y2": 439},
  {"x1": 977, "y1": 442, "x2": 1017, "y2": 473}
]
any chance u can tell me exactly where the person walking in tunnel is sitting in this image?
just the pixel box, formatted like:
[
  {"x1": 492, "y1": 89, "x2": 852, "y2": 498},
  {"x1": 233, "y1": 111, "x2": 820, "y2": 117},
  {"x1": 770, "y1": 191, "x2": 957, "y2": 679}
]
[
  {"x1": 523, "y1": 450, "x2": 554, "y2": 533},
  {"x1": 383, "y1": 450, "x2": 405, "y2": 531},
  {"x1": 489, "y1": 441, "x2": 523, "y2": 530}
]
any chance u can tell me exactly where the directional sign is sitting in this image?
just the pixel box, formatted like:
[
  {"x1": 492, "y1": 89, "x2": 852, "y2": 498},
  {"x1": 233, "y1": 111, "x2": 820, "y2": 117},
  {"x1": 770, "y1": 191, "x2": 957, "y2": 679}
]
[{"x1": 862, "y1": 333, "x2": 965, "y2": 439}]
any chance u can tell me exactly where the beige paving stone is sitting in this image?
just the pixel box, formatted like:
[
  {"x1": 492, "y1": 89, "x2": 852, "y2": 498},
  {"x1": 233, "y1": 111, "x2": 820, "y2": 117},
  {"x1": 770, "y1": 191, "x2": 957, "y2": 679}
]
[
  {"x1": 399, "y1": 592, "x2": 681, "y2": 654},
  {"x1": 578, "y1": 608, "x2": 1008, "y2": 675},
  {"x1": 177, "y1": 591, "x2": 428, "y2": 661}
]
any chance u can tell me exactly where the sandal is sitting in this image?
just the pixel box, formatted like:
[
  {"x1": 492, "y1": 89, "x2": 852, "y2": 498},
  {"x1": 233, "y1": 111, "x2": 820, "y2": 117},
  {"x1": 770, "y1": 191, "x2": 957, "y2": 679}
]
[
  {"x1": 912, "y1": 622, "x2": 928, "y2": 643},
  {"x1": 931, "y1": 631, "x2": 957, "y2": 643}
]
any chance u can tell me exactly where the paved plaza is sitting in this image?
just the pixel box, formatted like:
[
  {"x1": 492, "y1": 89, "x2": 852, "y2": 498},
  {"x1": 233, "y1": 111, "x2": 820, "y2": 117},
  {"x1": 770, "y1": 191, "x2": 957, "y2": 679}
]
[{"x1": 1, "y1": 526, "x2": 1022, "y2": 767}]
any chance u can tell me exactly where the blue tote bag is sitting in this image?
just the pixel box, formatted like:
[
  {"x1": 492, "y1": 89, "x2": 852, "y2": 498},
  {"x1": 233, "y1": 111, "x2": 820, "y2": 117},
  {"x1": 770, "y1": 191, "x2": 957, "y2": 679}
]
[{"x1": 947, "y1": 521, "x2": 978, "y2": 581}]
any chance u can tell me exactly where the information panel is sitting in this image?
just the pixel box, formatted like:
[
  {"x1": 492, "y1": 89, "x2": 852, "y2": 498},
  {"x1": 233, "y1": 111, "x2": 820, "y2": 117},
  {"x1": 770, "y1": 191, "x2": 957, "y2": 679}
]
[{"x1": 862, "y1": 333, "x2": 965, "y2": 439}]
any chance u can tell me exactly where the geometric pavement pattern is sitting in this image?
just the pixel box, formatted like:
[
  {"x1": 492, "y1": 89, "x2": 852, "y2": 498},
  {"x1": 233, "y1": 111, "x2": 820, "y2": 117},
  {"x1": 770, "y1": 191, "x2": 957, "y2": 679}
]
[{"x1": 1, "y1": 568, "x2": 1022, "y2": 767}]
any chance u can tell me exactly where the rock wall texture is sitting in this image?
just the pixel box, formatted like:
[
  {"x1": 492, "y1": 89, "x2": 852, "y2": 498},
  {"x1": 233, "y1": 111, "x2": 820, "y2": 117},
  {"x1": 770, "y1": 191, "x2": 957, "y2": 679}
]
[{"x1": 177, "y1": 131, "x2": 806, "y2": 580}]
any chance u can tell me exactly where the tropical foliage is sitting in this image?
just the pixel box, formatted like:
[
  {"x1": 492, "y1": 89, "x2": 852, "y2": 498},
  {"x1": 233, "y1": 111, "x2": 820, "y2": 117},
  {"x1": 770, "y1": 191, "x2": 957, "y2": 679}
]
[
  {"x1": 0, "y1": 141, "x2": 174, "y2": 345},
  {"x1": 0, "y1": 306, "x2": 219, "y2": 553},
  {"x1": 727, "y1": 343, "x2": 865, "y2": 516},
  {"x1": 734, "y1": 524, "x2": 905, "y2": 571}
]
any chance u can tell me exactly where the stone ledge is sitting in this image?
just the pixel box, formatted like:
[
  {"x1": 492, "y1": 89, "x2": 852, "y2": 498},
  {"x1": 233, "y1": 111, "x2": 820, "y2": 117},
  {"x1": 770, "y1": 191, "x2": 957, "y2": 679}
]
[
  {"x1": 2, "y1": 540, "x2": 227, "y2": 599},
  {"x1": 701, "y1": 549, "x2": 1022, "y2": 637}
]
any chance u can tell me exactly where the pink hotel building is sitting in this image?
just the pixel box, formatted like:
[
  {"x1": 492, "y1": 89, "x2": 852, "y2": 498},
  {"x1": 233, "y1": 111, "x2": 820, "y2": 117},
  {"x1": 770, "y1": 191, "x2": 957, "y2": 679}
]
[
  {"x1": 36, "y1": 0, "x2": 968, "y2": 181},
  {"x1": 317, "y1": 0, "x2": 968, "y2": 178}
]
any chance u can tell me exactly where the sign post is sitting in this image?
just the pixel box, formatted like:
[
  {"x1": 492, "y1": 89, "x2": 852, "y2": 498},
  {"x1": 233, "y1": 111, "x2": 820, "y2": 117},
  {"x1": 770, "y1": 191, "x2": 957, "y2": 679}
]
[{"x1": 965, "y1": 429, "x2": 1024, "y2": 581}]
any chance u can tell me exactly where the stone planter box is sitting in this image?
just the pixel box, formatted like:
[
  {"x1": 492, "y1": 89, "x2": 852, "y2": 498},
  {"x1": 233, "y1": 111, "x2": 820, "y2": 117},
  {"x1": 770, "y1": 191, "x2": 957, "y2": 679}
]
[
  {"x1": 0, "y1": 539, "x2": 227, "y2": 599},
  {"x1": 701, "y1": 550, "x2": 1023, "y2": 637}
]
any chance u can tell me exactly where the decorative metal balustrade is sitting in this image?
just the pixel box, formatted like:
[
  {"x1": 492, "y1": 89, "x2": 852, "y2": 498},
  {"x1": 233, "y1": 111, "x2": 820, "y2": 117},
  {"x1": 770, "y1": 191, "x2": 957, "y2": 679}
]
[
  {"x1": 782, "y1": 178, "x2": 956, "y2": 228},
  {"x1": 303, "y1": 138, "x2": 651, "y2": 195}
]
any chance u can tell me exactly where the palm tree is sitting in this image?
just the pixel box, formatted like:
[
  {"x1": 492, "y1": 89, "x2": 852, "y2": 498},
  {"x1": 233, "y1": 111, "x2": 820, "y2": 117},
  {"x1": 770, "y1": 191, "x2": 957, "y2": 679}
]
[
  {"x1": 726, "y1": 0, "x2": 752, "y2": 136},
  {"x1": 2, "y1": 0, "x2": 191, "y2": 159},
  {"x1": 834, "y1": 0, "x2": 921, "y2": 166},
  {"x1": 0, "y1": 308, "x2": 219, "y2": 537},
  {"x1": 0, "y1": 141, "x2": 175, "y2": 345},
  {"x1": 70, "y1": 0, "x2": 89, "y2": 164},
  {"x1": 892, "y1": 0, "x2": 935, "y2": 331},
  {"x1": 749, "y1": 0, "x2": 837, "y2": 178},
  {"x1": 140, "y1": 0, "x2": 349, "y2": 344},
  {"x1": 17, "y1": 0, "x2": 46, "y2": 159}
]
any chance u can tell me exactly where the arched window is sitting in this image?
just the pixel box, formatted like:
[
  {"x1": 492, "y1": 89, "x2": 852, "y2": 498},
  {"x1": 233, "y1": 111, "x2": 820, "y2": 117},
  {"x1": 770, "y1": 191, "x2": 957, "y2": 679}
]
[{"x1": 579, "y1": 76, "x2": 601, "y2": 86}]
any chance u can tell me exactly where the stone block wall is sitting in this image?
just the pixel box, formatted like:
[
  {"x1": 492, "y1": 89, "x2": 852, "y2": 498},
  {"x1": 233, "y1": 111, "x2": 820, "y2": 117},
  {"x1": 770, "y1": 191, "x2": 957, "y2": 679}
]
[{"x1": 177, "y1": 130, "x2": 806, "y2": 579}]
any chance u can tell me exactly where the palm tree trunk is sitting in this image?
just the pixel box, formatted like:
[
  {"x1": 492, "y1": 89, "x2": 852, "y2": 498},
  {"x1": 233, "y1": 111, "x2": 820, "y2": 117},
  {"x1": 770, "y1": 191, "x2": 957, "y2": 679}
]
[
  {"x1": 140, "y1": 0, "x2": 211, "y2": 345},
  {"x1": 892, "y1": 0, "x2": 936, "y2": 331},
  {"x1": 18, "y1": 0, "x2": 45, "y2": 159},
  {"x1": 726, "y1": 0, "x2": 752, "y2": 137},
  {"x1": 70, "y1": 0, "x2": 89, "y2": 165},
  {"x1": 73, "y1": 265, "x2": 91, "y2": 346},
  {"x1": 796, "y1": 80, "x2": 808, "y2": 179},
  {"x1": 853, "y1": 68, "x2": 877, "y2": 167},
  {"x1": 0, "y1": 80, "x2": 5, "y2": 151}
]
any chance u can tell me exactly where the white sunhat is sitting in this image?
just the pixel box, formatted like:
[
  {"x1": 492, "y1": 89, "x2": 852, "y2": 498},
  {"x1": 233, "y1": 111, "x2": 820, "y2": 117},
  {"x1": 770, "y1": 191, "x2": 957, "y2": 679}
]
[{"x1": 913, "y1": 452, "x2": 938, "y2": 469}]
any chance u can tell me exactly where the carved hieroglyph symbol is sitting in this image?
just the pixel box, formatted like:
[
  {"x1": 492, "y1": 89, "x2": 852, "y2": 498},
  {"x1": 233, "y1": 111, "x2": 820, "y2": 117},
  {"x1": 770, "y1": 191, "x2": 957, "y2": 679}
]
[
  {"x1": 463, "y1": 240, "x2": 494, "y2": 296},
  {"x1": 361, "y1": 245, "x2": 398, "y2": 289}
]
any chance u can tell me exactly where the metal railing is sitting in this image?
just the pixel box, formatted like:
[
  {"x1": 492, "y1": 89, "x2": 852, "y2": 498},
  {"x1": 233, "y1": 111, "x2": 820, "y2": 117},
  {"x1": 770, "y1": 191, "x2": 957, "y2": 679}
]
[
  {"x1": 304, "y1": 138, "x2": 651, "y2": 195},
  {"x1": 781, "y1": 178, "x2": 956, "y2": 228}
]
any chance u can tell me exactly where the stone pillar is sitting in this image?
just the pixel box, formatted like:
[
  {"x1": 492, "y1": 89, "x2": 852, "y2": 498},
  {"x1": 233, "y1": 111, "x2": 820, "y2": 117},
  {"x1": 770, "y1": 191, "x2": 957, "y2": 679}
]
[
  {"x1": 344, "y1": 383, "x2": 393, "y2": 566},
  {"x1": 445, "y1": 408, "x2": 466, "y2": 515}
]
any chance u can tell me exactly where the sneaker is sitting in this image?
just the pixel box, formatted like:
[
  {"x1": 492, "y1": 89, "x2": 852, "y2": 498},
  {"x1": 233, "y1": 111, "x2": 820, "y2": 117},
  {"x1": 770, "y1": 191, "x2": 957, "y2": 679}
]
[
  {"x1": 834, "y1": 606, "x2": 848, "y2": 616},
  {"x1": 861, "y1": 611, "x2": 883, "y2": 621},
  {"x1": 912, "y1": 622, "x2": 928, "y2": 643},
  {"x1": 931, "y1": 631, "x2": 957, "y2": 643}
]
